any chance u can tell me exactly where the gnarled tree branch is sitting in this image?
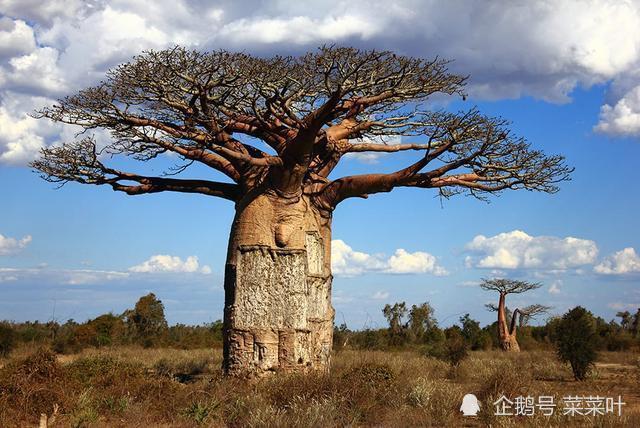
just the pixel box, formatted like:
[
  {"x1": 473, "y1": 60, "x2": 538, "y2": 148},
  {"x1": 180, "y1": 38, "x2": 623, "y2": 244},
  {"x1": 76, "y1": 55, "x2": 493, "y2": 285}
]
[{"x1": 31, "y1": 46, "x2": 571, "y2": 206}]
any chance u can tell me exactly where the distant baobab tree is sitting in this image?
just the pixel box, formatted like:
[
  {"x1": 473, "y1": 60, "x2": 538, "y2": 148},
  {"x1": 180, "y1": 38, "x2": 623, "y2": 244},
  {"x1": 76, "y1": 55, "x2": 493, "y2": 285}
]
[
  {"x1": 32, "y1": 46, "x2": 571, "y2": 376},
  {"x1": 482, "y1": 278, "x2": 551, "y2": 351}
]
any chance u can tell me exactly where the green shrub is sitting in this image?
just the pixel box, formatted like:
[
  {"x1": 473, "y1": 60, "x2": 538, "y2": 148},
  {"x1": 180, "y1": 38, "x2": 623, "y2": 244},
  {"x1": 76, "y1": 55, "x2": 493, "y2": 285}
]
[
  {"x1": 0, "y1": 323, "x2": 15, "y2": 357},
  {"x1": 182, "y1": 400, "x2": 220, "y2": 425},
  {"x1": 554, "y1": 306, "x2": 598, "y2": 381},
  {"x1": 342, "y1": 362, "x2": 395, "y2": 385},
  {"x1": 443, "y1": 330, "x2": 469, "y2": 367},
  {"x1": 66, "y1": 356, "x2": 143, "y2": 388}
]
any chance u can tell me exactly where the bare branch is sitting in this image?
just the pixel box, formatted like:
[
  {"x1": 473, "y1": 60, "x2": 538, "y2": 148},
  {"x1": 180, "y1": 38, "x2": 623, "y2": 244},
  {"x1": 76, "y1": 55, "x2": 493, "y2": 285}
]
[
  {"x1": 30, "y1": 138, "x2": 240, "y2": 201},
  {"x1": 31, "y1": 46, "x2": 571, "y2": 205}
]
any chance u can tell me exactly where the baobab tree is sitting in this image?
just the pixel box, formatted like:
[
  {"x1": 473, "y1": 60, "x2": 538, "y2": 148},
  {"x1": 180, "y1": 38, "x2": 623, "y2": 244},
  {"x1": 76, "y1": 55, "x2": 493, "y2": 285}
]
[
  {"x1": 481, "y1": 278, "x2": 550, "y2": 351},
  {"x1": 31, "y1": 46, "x2": 571, "y2": 376}
]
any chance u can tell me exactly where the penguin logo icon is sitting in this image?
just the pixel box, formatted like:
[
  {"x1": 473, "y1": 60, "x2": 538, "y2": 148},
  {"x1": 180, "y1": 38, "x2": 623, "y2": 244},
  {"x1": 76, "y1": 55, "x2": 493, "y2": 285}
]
[{"x1": 460, "y1": 393, "x2": 481, "y2": 416}]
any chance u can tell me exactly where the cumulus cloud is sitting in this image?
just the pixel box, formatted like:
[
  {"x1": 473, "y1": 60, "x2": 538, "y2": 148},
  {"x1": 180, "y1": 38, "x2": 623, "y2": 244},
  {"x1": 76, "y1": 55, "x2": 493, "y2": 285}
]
[
  {"x1": 594, "y1": 247, "x2": 640, "y2": 275},
  {"x1": 464, "y1": 230, "x2": 598, "y2": 271},
  {"x1": 331, "y1": 239, "x2": 447, "y2": 277},
  {"x1": 129, "y1": 254, "x2": 212, "y2": 274},
  {"x1": 0, "y1": 17, "x2": 36, "y2": 58},
  {"x1": 2, "y1": 0, "x2": 640, "y2": 164},
  {"x1": 387, "y1": 249, "x2": 448, "y2": 275},
  {"x1": 595, "y1": 85, "x2": 640, "y2": 136},
  {"x1": 0, "y1": 233, "x2": 31, "y2": 255},
  {"x1": 0, "y1": 0, "x2": 91, "y2": 26},
  {"x1": 0, "y1": 92, "x2": 59, "y2": 164}
]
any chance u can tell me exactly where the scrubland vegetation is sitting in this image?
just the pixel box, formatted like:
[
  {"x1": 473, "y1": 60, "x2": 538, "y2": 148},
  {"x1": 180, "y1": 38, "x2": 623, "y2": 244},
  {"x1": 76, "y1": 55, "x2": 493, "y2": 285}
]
[
  {"x1": 0, "y1": 294, "x2": 639, "y2": 427},
  {"x1": 1, "y1": 346, "x2": 638, "y2": 427}
]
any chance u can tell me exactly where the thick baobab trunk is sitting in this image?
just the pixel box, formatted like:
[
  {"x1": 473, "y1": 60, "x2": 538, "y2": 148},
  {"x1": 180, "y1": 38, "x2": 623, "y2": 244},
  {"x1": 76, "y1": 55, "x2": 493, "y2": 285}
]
[
  {"x1": 497, "y1": 292, "x2": 520, "y2": 352},
  {"x1": 222, "y1": 191, "x2": 335, "y2": 376},
  {"x1": 501, "y1": 331, "x2": 520, "y2": 352}
]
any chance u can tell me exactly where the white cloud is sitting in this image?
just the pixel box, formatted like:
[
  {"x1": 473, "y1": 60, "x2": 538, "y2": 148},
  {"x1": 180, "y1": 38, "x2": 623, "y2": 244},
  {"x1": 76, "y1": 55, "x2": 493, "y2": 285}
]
[
  {"x1": 6, "y1": 46, "x2": 66, "y2": 95},
  {"x1": 218, "y1": 14, "x2": 378, "y2": 45},
  {"x1": 548, "y1": 279, "x2": 562, "y2": 295},
  {"x1": 371, "y1": 290, "x2": 389, "y2": 300},
  {"x1": 2, "y1": 0, "x2": 640, "y2": 164},
  {"x1": 0, "y1": 233, "x2": 31, "y2": 255},
  {"x1": 0, "y1": 0, "x2": 90, "y2": 26},
  {"x1": 331, "y1": 239, "x2": 386, "y2": 276},
  {"x1": 0, "y1": 17, "x2": 36, "y2": 58},
  {"x1": 0, "y1": 91, "x2": 65, "y2": 164},
  {"x1": 331, "y1": 239, "x2": 447, "y2": 277},
  {"x1": 595, "y1": 85, "x2": 640, "y2": 136},
  {"x1": 387, "y1": 248, "x2": 448, "y2": 275},
  {"x1": 129, "y1": 254, "x2": 212, "y2": 274},
  {"x1": 607, "y1": 302, "x2": 640, "y2": 311},
  {"x1": 464, "y1": 230, "x2": 598, "y2": 270},
  {"x1": 594, "y1": 247, "x2": 640, "y2": 275},
  {"x1": 0, "y1": 266, "x2": 129, "y2": 285},
  {"x1": 64, "y1": 269, "x2": 129, "y2": 285}
]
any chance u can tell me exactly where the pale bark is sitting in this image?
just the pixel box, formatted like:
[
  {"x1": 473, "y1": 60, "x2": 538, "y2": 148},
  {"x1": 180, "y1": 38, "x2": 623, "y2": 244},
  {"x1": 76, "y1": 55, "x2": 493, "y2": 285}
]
[
  {"x1": 222, "y1": 192, "x2": 334, "y2": 376},
  {"x1": 497, "y1": 292, "x2": 521, "y2": 352}
]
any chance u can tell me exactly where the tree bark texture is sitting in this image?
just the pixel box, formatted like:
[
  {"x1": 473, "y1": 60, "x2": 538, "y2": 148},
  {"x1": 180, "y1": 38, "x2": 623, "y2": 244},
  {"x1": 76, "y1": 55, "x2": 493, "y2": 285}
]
[
  {"x1": 222, "y1": 191, "x2": 334, "y2": 376},
  {"x1": 497, "y1": 292, "x2": 521, "y2": 352}
]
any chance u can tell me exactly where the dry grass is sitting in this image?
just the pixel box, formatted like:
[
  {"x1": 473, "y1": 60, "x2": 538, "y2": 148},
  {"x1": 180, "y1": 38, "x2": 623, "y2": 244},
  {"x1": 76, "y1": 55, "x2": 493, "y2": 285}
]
[{"x1": 0, "y1": 347, "x2": 638, "y2": 427}]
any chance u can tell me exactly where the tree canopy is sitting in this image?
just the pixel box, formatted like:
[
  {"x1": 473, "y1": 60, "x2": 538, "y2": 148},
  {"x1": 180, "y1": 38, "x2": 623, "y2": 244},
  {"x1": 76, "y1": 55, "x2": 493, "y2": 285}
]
[
  {"x1": 32, "y1": 46, "x2": 571, "y2": 209},
  {"x1": 480, "y1": 278, "x2": 542, "y2": 295}
]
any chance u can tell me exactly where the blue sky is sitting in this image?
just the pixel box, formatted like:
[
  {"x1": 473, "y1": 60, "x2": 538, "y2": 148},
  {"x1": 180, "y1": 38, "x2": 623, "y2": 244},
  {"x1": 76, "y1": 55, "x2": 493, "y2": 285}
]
[{"x1": 1, "y1": 1, "x2": 640, "y2": 328}]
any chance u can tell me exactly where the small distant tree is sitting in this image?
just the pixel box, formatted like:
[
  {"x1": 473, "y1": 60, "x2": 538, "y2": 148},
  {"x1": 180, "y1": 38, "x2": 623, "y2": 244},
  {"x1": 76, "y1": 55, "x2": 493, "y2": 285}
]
[
  {"x1": 616, "y1": 311, "x2": 632, "y2": 331},
  {"x1": 124, "y1": 293, "x2": 168, "y2": 347},
  {"x1": 555, "y1": 306, "x2": 598, "y2": 381},
  {"x1": 383, "y1": 302, "x2": 409, "y2": 346},
  {"x1": 408, "y1": 302, "x2": 437, "y2": 343},
  {"x1": 459, "y1": 314, "x2": 481, "y2": 349},
  {"x1": 481, "y1": 278, "x2": 550, "y2": 351},
  {"x1": 89, "y1": 313, "x2": 126, "y2": 346}
]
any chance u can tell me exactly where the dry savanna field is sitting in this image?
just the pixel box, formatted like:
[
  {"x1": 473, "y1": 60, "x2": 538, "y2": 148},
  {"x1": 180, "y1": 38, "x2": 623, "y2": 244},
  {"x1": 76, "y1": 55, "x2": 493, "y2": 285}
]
[{"x1": 0, "y1": 346, "x2": 638, "y2": 427}]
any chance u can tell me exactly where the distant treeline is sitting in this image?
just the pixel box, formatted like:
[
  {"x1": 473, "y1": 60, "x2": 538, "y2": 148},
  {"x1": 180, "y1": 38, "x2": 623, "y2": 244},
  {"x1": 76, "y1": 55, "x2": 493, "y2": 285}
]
[
  {"x1": 1, "y1": 295, "x2": 639, "y2": 358},
  {"x1": 333, "y1": 302, "x2": 640, "y2": 354},
  {"x1": 0, "y1": 293, "x2": 222, "y2": 356}
]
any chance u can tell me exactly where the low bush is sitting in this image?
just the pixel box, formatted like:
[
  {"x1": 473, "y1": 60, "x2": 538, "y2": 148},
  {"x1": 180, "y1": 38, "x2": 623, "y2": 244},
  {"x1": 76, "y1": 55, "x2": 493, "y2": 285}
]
[
  {"x1": 0, "y1": 348, "x2": 68, "y2": 423},
  {"x1": 0, "y1": 322, "x2": 15, "y2": 357}
]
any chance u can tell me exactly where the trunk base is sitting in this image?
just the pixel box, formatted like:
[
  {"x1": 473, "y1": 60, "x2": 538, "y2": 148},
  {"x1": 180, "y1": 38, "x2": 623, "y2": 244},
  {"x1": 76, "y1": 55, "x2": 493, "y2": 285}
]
[{"x1": 501, "y1": 334, "x2": 520, "y2": 352}]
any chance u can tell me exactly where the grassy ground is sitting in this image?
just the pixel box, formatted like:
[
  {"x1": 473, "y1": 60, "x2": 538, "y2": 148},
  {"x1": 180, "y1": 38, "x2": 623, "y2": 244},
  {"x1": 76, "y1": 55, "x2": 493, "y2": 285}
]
[{"x1": 0, "y1": 346, "x2": 638, "y2": 427}]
